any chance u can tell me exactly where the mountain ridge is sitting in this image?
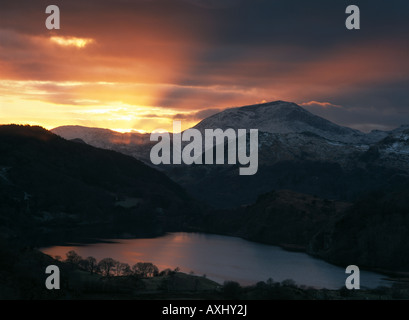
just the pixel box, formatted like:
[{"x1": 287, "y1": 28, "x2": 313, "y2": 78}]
[
  {"x1": 50, "y1": 100, "x2": 409, "y2": 208},
  {"x1": 52, "y1": 100, "x2": 404, "y2": 145}
]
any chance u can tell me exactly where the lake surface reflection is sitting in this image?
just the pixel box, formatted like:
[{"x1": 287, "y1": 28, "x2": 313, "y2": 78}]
[{"x1": 41, "y1": 232, "x2": 389, "y2": 289}]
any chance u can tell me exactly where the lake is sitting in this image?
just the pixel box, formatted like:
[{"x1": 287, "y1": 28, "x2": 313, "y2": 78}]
[{"x1": 40, "y1": 232, "x2": 390, "y2": 289}]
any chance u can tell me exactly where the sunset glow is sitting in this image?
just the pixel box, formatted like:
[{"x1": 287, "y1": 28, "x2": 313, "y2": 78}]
[
  {"x1": 1, "y1": 0, "x2": 409, "y2": 132},
  {"x1": 50, "y1": 36, "x2": 94, "y2": 48},
  {"x1": 3, "y1": 1, "x2": 409, "y2": 301}
]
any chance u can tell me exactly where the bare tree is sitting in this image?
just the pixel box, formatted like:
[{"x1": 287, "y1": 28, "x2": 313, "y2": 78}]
[
  {"x1": 120, "y1": 263, "x2": 132, "y2": 276},
  {"x1": 65, "y1": 250, "x2": 82, "y2": 265},
  {"x1": 113, "y1": 260, "x2": 121, "y2": 276},
  {"x1": 113, "y1": 261, "x2": 131, "y2": 276},
  {"x1": 98, "y1": 258, "x2": 116, "y2": 277},
  {"x1": 80, "y1": 256, "x2": 98, "y2": 274},
  {"x1": 88, "y1": 256, "x2": 98, "y2": 275},
  {"x1": 132, "y1": 262, "x2": 143, "y2": 277},
  {"x1": 132, "y1": 262, "x2": 159, "y2": 278}
]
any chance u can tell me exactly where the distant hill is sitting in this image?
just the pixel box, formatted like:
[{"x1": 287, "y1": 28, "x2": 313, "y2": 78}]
[
  {"x1": 52, "y1": 125, "x2": 153, "y2": 164},
  {"x1": 309, "y1": 188, "x2": 409, "y2": 271},
  {"x1": 0, "y1": 125, "x2": 201, "y2": 245},
  {"x1": 192, "y1": 186, "x2": 409, "y2": 271},
  {"x1": 194, "y1": 190, "x2": 350, "y2": 249}
]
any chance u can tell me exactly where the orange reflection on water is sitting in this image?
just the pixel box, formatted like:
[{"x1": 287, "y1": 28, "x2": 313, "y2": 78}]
[{"x1": 40, "y1": 234, "x2": 192, "y2": 273}]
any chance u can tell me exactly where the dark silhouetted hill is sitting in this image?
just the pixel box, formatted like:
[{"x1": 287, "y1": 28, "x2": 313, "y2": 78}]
[
  {"x1": 194, "y1": 190, "x2": 350, "y2": 249},
  {"x1": 0, "y1": 125, "x2": 201, "y2": 245},
  {"x1": 310, "y1": 187, "x2": 409, "y2": 271}
]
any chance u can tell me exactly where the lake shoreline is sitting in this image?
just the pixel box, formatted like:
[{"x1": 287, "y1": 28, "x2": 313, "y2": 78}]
[
  {"x1": 201, "y1": 225, "x2": 409, "y2": 284},
  {"x1": 40, "y1": 231, "x2": 393, "y2": 290},
  {"x1": 182, "y1": 229, "x2": 408, "y2": 283},
  {"x1": 38, "y1": 229, "x2": 407, "y2": 285}
]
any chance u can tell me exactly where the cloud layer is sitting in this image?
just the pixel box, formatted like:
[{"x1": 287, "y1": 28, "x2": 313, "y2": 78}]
[{"x1": 1, "y1": 0, "x2": 409, "y2": 132}]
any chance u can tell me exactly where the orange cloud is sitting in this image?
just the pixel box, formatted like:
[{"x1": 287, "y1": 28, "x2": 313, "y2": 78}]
[
  {"x1": 1, "y1": 0, "x2": 409, "y2": 132},
  {"x1": 50, "y1": 36, "x2": 95, "y2": 48},
  {"x1": 300, "y1": 101, "x2": 342, "y2": 109}
]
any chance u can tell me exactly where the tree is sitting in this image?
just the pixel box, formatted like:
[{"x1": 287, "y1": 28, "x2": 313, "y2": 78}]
[
  {"x1": 132, "y1": 262, "x2": 159, "y2": 278},
  {"x1": 281, "y1": 279, "x2": 297, "y2": 288},
  {"x1": 113, "y1": 260, "x2": 122, "y2": 276},
  {"x1": 131, "y1": 263, "x2": 141, "y2": 277},
  {"x1": 266, "y1": 278, "x2": 275, "y2": 287},
  {"x1": 80, "y1": 256, "x2": 97, "y2": 274},
  {"x1": 120, "y1": 263, "x2": 132, "y2": 276},
  {"x1": 98, "y1": 258, "x2": 116, "y2": 277},
  {"x1": 65, "y1": 250, "x2": 82, "y2": 265},
  {"x1": 79, "y1": 258, "x2": 89, "y2": 271},
  {"x1": 114, "y1": 261, "x2": 131, "y2": 276}
]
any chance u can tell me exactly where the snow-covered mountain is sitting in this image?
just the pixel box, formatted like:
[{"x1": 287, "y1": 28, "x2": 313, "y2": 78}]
[
  {"x1": 51, "y1": 101, "x2": 409, "y2": 208},
  {"x1": 51, "y1": 101, "x2": 409, "y2": 168},
  {"x1": 51, "y1": 125, "x2": 153, "y2": 163},
  {"x1": 52, "y1": 101, "x2": 386, "y2": 162},
  {"x1": 193, "y1": 101, "x2": 366, "y2": 144}
]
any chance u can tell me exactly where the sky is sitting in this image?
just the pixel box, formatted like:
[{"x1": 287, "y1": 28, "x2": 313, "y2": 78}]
[{"x1": 0, "y1": 0, "x2": 408, "y2": 133}]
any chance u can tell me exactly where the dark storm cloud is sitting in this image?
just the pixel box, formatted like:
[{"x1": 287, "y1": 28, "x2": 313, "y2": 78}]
[
  {"x1": 304, "y1": 79, "x2": 409, "y2": 132},
  {"x1": 3, "y1": 0, "x2": 406, "y2": 47},
  {"x1": 181, "y1": 0, "x2": 244, "y2": 9}
]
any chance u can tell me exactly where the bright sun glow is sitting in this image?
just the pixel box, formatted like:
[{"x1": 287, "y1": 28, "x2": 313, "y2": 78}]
[
  {"x1": 0, "y1": 78, "x2": 201, "y2": 133},
  {"x1": 50, "y1": 36, "x2": 95, "y2": 48},
  {"x1": 112, "y1": 129, "x2": 148, "y2": 134}
]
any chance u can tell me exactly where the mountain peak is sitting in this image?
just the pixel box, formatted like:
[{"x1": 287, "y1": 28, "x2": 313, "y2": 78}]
[
  {"x1": 232, "y1": 100, "x2": 301, "y2": 112},
  {"x1": 193, "y1": 101, "x2": 362, "y2": 143},
  {"x1": 238, "y1": 100, "x2": 296, "y2": 107}
]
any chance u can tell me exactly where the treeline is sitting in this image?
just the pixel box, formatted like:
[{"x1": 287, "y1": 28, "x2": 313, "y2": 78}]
[{"x1": 62, "y1": 250, "x2": 179, "y2": 278}]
